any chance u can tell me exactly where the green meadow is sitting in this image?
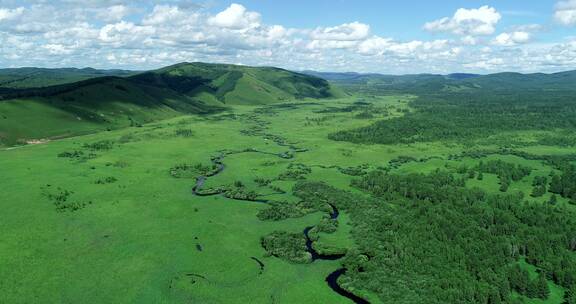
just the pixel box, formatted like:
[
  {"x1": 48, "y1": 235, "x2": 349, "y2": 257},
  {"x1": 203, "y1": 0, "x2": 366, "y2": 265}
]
[
  {"x1": 2, "y1": 64, "x2": 576, "y2": 303},
  {"x1": 0, "y1": 96, "x2": 384, "y2": 303}
]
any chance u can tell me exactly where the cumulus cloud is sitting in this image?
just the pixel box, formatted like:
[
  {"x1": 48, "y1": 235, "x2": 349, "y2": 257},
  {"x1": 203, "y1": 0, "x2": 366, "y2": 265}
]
[
  {"x1": 43, "y1": 43, "x2": 75, "y2": 55},
  {"x1": 357, "y1": 36, "x2": 393, "y2": 55},
  {"x1": 555, "y1": 0, "x2": 576, "y2": 25},
  {"x1": 208, "y1": 3, "x2": 260, "y2": 29},
  {"x1": 0, "y1": 7, "x2": 24, "y2": 21},
  {"x1": 463, "y1": 57, "x2": 505, "y2": 70},
  {"x1": 543, "y1": 40, "x2": 576, "y2": 66},
  {"x1": 99, "y1": 21, "x2": 155, "y2": 47},
  {"x1": 0, "y1": 1, "x2": 574, "y2": 74},
  {"x1": 311, "y1": 22, "x2": 370, "y2": 41},
  {"x1": 461, "y1": 36, "x2": 479, "y2": 45},
  {"x1": 356, "y1": 36, "x2": 450, "y2": 58},
  {"x1": 424, "y1": 6, "x2": 501, "y2": 36},
  {"x1": 44, "y1": 22, "x2": 99, "y2": 42},
  {"x1": 306, "y1": 40, "x2": 358, "y2": 50},
  {"x1": 490, "y1": 24, "x2": 540, "y2": 47},
  {"x1": 492, "y1": 31, "x2": 532, "y2": 46},
  {"x1": 143, "y1": 5, "x2": 186, "y2": 25},
  {"x1": 97, "y1": 5, "x2": 130, "y2": 22}
]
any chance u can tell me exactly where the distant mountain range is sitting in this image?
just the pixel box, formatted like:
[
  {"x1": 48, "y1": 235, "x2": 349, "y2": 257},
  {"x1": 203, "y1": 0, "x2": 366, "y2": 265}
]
[
  {"x1": 2, "y1": 62, "x2": 575, "y2": 147},
  {"x1": 0, "y1": 62, "x2": 343, "y2": 146},
  {"x1": 0, "y1": 67, "x2": 138, "y2": 89},
  {"x1": 303, "y1": 70, "x2": 480, "y2": 81},
  {"x1": 303, "y1": 70, "x2": 576, "y2": 92}
]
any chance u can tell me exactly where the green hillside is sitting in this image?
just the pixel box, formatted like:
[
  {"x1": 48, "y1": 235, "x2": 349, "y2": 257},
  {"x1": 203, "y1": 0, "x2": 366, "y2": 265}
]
[
  {"x1": 0, "y1": 63, "x2": 341, "y2": 146},
  {"x1": 132, "y1": 62, "x2": 344, "y2": 105},
  {"x1": 0, "y1": 67, "x2": 136, "y2": 89},
  {"x1": 0, "y1": 77, "x2": 218, "y2": 146}
]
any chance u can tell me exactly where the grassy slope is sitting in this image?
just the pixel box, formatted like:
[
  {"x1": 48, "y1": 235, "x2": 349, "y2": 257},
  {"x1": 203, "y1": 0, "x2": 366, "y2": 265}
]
[
  {"x1": 135, "y1": 62, "x2": 342, "y2": 105},
  {"x1": 0, "y1": 78, "x2": 203, "y2": 146},
  {"x1": 0, "y1": 99, "x2": 105, "y2": 143},
  {"x1": 0, "y1": 63, "x2": 341, "y2": 146},
  {"x1": 0, "y1": 67, "x2": 136, "y2": 89}
]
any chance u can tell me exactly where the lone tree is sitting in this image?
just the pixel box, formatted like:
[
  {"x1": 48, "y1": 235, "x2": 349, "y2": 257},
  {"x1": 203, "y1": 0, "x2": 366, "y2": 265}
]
[
  {"x1": 548, "y1": 194, "x2": 558, "y2": 205},
  {"x1": 535, "y1": 272, "x2": 550, "y2": 299},
  {"x1": 509, "y1": 265, "x2": 529, "y2": 294},
  {"x1": 565, "y1": 286, "x2": 576, "y2": 304}
]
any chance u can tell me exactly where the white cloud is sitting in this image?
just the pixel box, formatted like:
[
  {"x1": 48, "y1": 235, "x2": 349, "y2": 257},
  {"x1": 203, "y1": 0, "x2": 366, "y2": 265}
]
[
  {"x1": 389, "y1": 41, "x2": 425, "y2": 55},
  {"x1": 4, "y1": 35, "x2": 34, "y2": 50},
  {"x1": 492, "y1": 31, "x2": 532, "y2": 46},
  {"x1": 99, "y1": 21, "x2": 155, "y2": 47},
  {"x1": 267, "y1": 25, "x2": 287, "y2": 40},
  {"x1": 555, "y1": 0, "x2": 576, "y2": 26},
  {"x1": 357, "y1": 36, "x2": 450, "y2": 57},
  {"x1": 424, "y1": 6, "x2": 501, "y2": 36},
  {"x1": 461, "y1": 36, "x2": 479, "y2": 45},
  {"x1": 544, "y1": 40, "x2": 576, "y2": 65},
  {"x1": 208, "y1": 3, "x2": 261, "y2": 30},
  {"x1": 0, "y1": 1, "x2": 574, "y2": 74},
  {"x1": 357, "y1": 36, "x2": 393, "y2": 55},
  {"x1": 143, "y1": 5, "x2": 186, "y2": 26},
  {"x1": 42, "y1": 43, "x2": 74, "y2": 55},
  {"x1": 44, "y1": 22, "x2": 99, "y2": 41},
  {"x1": 0, "y1": 7, "x2": 24, "y2": 21},
  {"x1": 99, "y1": 5, "x2": 129, "y2": 22},
  {"x1": 307, "y1": 40, "x2": 358, "y2": 50},
  {"x1": 311, "y1": 22, "x2": 370, "y2": 41},
  {"x1": 463, "y1": 57, "x2": 505, "y2": 70}
]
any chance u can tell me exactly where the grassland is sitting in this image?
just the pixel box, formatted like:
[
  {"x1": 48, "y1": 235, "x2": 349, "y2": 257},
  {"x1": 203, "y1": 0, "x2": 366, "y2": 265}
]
[
  {"x1": 1, "y1": 80, "x2": 575, "y2": 303},
  {"x1": 0, "y1": 97, "x2": 381, "y2": 303}
]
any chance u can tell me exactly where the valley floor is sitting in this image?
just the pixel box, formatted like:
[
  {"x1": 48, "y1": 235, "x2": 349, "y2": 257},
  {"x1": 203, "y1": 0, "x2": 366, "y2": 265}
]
[{"x1": 0, "y1": 95, "x2": 573, "y2": 303}]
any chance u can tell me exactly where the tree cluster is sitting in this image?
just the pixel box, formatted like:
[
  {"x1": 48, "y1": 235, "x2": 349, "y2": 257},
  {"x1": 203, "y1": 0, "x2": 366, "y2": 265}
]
[
  {"x1": 549, "y1": 165, "x2": 576, "y2": 202},
  {"x1": 290, "y1": 170, "x2": 576, "y2": 303}
]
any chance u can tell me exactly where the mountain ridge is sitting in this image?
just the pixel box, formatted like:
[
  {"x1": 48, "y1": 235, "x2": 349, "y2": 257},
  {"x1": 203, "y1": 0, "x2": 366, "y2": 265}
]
[
  {"x1": 0, "y1": 62, "x2": 341, "y2": 146},
  {"x1": 304, "y1": 69, "x2": 576, "y2": 93}
]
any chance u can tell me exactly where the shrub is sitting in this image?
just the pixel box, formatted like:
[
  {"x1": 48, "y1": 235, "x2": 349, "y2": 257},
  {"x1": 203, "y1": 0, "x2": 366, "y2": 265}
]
[
  {"x1": 174, "y1": 128, "x2": 194, "y2": 137},
  {"x1": 83, "y1": 140, "x2": 114, "y2": 151},
  {"x1": 95, "y1": 176, "x2": 118, "y2": 184},
  {"x1": 261, "y1": 231, "x2": 310, "y2": 263}
]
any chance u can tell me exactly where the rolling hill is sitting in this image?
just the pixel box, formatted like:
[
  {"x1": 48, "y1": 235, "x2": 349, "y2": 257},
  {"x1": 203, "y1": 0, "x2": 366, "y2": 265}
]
[
  {"x1": 133, "y1": 62, "x2": 342, "y2": 105},
  {"x1": 308, "y1": 70, "x2": 576, "y2": 94},
  {"x1": 0, "y1": 62, "x2": 342, "y2": 146},
  {"x1": 458, "y1": 70, "x2": 576, "y2": 91},
  {"x1": 0, "y1": 67, "x2": 137, "y2": 89}
]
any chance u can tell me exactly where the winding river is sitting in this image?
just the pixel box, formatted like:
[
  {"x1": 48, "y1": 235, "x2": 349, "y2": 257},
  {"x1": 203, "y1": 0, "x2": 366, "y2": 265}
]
[
  {"x1": 303, "y1": 204, "x2": 345, "y2": 261},
  {"x1": 188, "y1": 111, "x2": 370, "y2": 304},
  {"x1": 326, "y1": 269, "x2": 370, "y2": 304}
]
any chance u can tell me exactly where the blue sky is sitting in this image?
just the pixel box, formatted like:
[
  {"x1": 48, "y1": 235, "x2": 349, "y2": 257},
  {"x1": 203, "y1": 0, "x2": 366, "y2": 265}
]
[
  {"x1": 0, "y1": 0, "x2": 575, "y2": 73},
  {"x1": 207, "y1": 1, "x2": 555, "y2": 38},
  {"x1": 209, "y1": 0, "x2": 575, "y2": 46}
]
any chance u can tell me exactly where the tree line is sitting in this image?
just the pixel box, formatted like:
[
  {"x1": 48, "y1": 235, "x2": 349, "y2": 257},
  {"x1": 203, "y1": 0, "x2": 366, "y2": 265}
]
[
  {"x1": 284, "y1": 170, "x2": 576, "y2": 303},
  {"x1": 329, "y1": 91, "x2": 576, "y2": 145}
]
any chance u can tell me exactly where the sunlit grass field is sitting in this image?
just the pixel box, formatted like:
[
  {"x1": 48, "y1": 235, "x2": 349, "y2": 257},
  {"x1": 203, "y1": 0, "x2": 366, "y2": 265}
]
[{"x1": 1, "y1": 94, "x2": 572, "y2": 303}]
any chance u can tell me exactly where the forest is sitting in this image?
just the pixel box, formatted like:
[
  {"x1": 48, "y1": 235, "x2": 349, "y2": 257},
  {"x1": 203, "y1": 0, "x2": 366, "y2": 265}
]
[
  {"x1": 329, "y1": 91, "x2": 576, "y2": 145},
  {"x1": 336, "y1": 169, "x2": 576, "y2": 304}
]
